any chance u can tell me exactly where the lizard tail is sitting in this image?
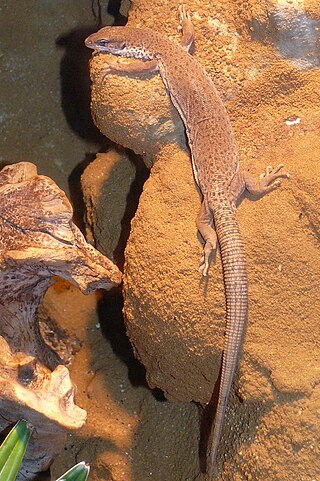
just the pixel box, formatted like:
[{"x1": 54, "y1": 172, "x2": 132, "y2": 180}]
[{"x1": 207, "y1": 193, "x2": 248, "y2": 477}]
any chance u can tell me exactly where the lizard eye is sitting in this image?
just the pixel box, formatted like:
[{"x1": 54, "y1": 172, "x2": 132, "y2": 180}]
[
  {"x1": 96, "y1": 39, "x2": 109, "y2": 46},
  {"x1": 97, "y1": 39, "x2": 126, "y2": 50}
]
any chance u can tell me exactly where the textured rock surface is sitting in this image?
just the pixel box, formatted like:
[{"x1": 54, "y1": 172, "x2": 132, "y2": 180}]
[
  {"x1": 81, "y1": 150, "x2": 148, "y2": 266},
  {"x1": 87, "y1": 0, "x2": 320, "y2": 478}
]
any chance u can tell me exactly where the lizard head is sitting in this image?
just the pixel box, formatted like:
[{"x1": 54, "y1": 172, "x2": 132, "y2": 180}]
[{"x1": 85, "y1": 27, "x2": 154, "y2": 60}]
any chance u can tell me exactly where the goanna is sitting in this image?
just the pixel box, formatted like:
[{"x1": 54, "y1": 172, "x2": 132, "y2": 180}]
[{"x1": 85, "y1": 6, "x2": 289, "y2": 477}]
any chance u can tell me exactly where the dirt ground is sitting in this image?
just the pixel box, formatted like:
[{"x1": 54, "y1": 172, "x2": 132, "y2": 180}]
[{"x1": 43, "y1": 281, "x2": 201, "y2": 481}]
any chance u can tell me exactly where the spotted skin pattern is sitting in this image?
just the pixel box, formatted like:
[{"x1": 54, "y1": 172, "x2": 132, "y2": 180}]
[{"x1": 85, "y1": 6, "x2": 289, "y2": 477}]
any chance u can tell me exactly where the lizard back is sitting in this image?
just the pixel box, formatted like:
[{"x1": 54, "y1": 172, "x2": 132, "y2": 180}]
[{"x1": 87, "y1": 26, "x2": 240, "y2": 194}]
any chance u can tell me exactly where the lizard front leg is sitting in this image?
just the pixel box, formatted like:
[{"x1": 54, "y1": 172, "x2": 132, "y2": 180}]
[
  {"x1": 178, "y1": 5, "x2": 195, "y2": 52},
  {"x1": 98, "y1": 56, "x2": 159, "y2": 77}
]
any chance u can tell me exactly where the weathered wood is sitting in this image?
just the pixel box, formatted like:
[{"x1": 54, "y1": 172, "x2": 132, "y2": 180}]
[
  {"x1": 0, "y1": 161, "x2": 121, "y2": 367},
  {"x1": 0, "y1": 336, "x2": 86, "y2": 480},
  {"x1": 0, "y1": 162, "x2": 122, "y2": 479}
]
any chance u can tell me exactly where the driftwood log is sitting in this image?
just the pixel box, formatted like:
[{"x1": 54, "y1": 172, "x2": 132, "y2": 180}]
[
  {"x1": 0, "y1": 162, "x2": 122, "y2": 479},
  {"x1": 0, "y1": 337, "x2": 86, "y2": 480}
]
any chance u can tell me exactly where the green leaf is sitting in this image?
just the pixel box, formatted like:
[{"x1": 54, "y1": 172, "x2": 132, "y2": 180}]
[
  {"x1": 56, "y1": 461, "x2": 90, "y2": 481},
  {"x1": 0, "y1": 420, "x2": 32, "y2": 481},
  {"x1": 0, "y1": 421, "x2": 90, "y2": 481}
]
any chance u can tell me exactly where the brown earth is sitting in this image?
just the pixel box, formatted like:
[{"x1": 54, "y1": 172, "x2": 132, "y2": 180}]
[{"x1": 85, "y1": 0, "x2": 320, "y2": 480}]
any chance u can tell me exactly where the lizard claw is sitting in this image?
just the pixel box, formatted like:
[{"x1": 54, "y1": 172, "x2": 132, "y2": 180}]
[
  {"x1": 259, "y1": 164, "x2": 290, "y2": 193},
  {"x1": 199, "y1": 240, "x2": 216, "y2": 277},
  {"x1": 99, "y1": 64, "x2": 112, "y2": 82},
  {"x1": 199, "y1": 256, "x2": 208, "y2": 277},
  {"x1": 178, "y1": 4, "x2": 191, "y2": 32}
]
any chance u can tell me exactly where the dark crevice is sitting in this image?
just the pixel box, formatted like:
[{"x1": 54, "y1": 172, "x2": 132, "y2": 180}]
[
  {"x1": 56, "y1": 27, "x2": 108, "y2": 145},
  {"x1": 98, "y1": 289, "x2": 148, "y2": 389},
  {"x1": 107, "y1": 0, "x2": 128, "y2": 26},
  {"x1": 68, "y1": 152, "x2": 101, "y2": 232},
  {"x1": 113, "y1": 150, "x2": 149, "y2": 270},
  {"x1": 98, "y1": 288, "x2": 166, "y2": 402}
]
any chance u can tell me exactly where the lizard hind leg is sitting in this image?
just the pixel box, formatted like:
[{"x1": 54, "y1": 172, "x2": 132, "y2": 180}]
[
  {"x1": 197, "y1": 197, "x2": 217, "y2": 276},
  {"x1": 229, "y1": 164, "x2": 290, "y2": 204},
  {"x1": 178, "y1": 5, "x2": 195, "y2": 52},
  {"x1": 244, "y1": 164, "x2": 290, "y2": 197},
  {"x1": 258, "y1": 164, "x2": 290, "y2": 194}
]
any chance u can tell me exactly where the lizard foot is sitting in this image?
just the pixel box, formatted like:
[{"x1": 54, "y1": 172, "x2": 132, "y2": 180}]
[
  {"x1": 99, "y1": 58, "x2": 129, "y2": 76},
  {"x1": 199, "y1": 240, "x2": 216, "y2": 277},
  {"x1": 177, "y1": 5, "x2": 194, "y2": 51},
  {"x1": 259, "y1": 164, "x2": 290, "y2": 194},
  {"x1": 178, "y1": 5, "x2": 191, "y2": 32},
  {"x1": 100, "y1": 65, "x2": 111, "y2": 82},
  {"x1": 98, "y1": 59, "x2": 122, "y2": 81},
  {"x1": 197, "y1": 198, "x2": 217, "y2": 277}
]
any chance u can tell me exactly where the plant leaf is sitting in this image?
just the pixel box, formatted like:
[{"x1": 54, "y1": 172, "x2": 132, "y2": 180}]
[
  {"x1": 56, "y1": 461, "x2": 90, "y2": 481},
  {"x1": 0, "y1": 420, "x2": 32, "y2": 481}
]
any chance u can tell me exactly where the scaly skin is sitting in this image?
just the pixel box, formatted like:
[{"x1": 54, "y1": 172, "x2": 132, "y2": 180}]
[{"x1": 85, "y1": 7, "x2": 289, "y2": 477}]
